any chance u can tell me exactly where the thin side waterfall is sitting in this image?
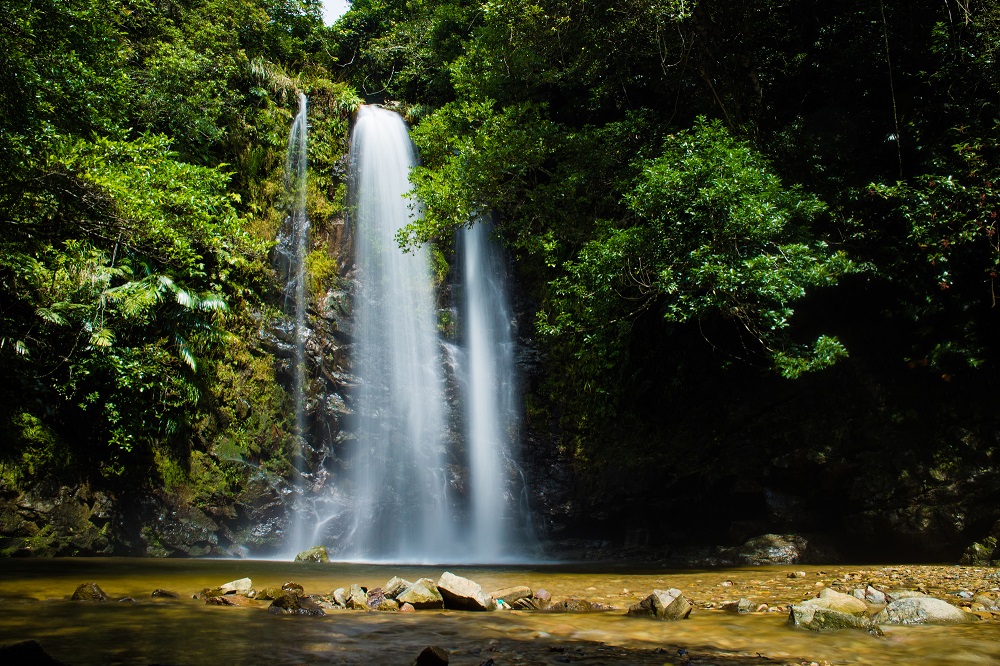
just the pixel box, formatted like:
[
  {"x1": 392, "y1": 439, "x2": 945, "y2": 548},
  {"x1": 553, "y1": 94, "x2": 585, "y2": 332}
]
[
  {"x1": 458, "y1": 219, "x2": 518, "y2": 557},
  {"x1": 347, "y1": 105, "x2": 455, "y2": 561},
  {"x1": 275, "y1": 93, "x2": 310, "y2": 551}
]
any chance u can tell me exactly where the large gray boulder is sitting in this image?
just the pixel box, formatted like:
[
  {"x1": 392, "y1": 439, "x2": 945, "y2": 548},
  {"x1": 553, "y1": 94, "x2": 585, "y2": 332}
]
[
  {"x1": 396, "y1": 578, "x2": 444, "y2": 610},
  {"x1": 627, "y1": 589, "x2": 692, "y2": 620},
  {"x1": 436, "y1": 572, "x2": 493, "y2": 611},
  {"x1": 875, "y1": 597, "x2": 978, "y2": 625}
]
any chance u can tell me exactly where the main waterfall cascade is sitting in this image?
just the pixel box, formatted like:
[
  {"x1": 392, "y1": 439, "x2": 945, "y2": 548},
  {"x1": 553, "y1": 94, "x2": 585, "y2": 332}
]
[
  {"x1": 345, "y1": 105, "x2": 455, "y2": 560},
  {"x1": 293, "y1": 104, "x2": 532, "y2": 563}
]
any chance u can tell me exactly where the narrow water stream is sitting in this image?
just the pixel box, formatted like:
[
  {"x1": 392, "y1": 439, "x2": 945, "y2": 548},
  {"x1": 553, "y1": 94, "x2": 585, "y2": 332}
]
[{"x1": 1, "y1": 560, "x2": 998, "y2": 664}]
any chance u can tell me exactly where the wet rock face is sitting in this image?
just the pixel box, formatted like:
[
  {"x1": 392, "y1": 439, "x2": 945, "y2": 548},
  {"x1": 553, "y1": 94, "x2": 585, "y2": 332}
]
[{"x1": 0, "y1": 483, "x2": 114, "y2": 557}]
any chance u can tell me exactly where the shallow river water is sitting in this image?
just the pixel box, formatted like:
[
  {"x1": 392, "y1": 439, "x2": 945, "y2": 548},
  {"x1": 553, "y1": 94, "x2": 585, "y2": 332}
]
[{"x1": 1, "y1": 559, "x2": 998, "y2": 665}]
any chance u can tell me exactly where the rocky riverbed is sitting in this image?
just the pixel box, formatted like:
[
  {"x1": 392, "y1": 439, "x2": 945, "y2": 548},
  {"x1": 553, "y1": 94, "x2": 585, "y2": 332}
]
[{"x1": 2, "y1": 559, "x2": 1000, "y2": 664}]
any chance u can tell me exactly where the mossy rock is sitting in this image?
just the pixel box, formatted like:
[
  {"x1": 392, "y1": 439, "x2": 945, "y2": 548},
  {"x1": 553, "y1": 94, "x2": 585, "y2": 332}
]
[
  {"x1": 71, "y1": 582, "x2": 110, "y2": 601},
  {"x1": 294, "y1": 546, "x2": 330, "y2": 563}
]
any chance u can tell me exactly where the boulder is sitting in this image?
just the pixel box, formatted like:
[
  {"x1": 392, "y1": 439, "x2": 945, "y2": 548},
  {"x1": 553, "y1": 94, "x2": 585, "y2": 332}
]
[
  {"x1": 347, "y1": 584, "x2": 368, "y2": 610},
  {"x1": 384, "y1": 576, "x2": 413, "y2": 599},
  {"x1": 865, "y1": 586, "x2": 886, "y2": 605},
  {"x1": 959, "y1": 536, "x2": 996, "y2": 565},
  {"x1": 376, "y1": 597, "x2": 399, "y2": 612},
  {"x1": 552, "y1": 598, "x2": 614, "y2": 612},
  {"x1": 814, "y1": 588, "x2": 868, "y2": 614},
  {"x1": 71, "y1": 582, "x2": 110, "y2": 601},
  {"x1": 886, "y1": 590, "x2": 930, "y2": 602},
  {"x1": 219, "y1": 578, "x2": 253, "y2": 595},
  {"x1": 206, "y1": 595, "x2": 259, "y2": 607},
  {"x1": 332, "y1": 587, "x2": 348, "y2": 607},
  {"x1": 437, "y1": 572, "x2": 493, "y2": 611},
  {"x1": 722, "y1": 598, "x2": 755, "y2": 614},
  {"x1": 366, "y1": 587, "x2": 387, "y2": 610},
  {"x1": 414, "y1": 645, "x2": 449, "y2": 665},
  {"x1": 281, "y1": 581, "x2": 305, "y2": 596},
  {"x1": 268, "y1": 592, "x2": 326, "y2": 616},
  {"x1": 626, "y1": 589, "x2": 692, "y2": 621},
  {"x1": 294, "y1": 546, "x2": 330, "y2": 563},
  {"x1": 257, "y1": 587, "x2": 284, "y2": 601},
  {"x1": 490, "y1": 585, "x2": 532, "y2": 605},
  {"x1": 397, "y1": 578, "x2": 444, "y2": 610},
  {"x1": 875, "y1": 597, "x2": 978, "y2": 625},
  {"x1": 788, "y1": 604, "x2": 881, "y2": 634}
]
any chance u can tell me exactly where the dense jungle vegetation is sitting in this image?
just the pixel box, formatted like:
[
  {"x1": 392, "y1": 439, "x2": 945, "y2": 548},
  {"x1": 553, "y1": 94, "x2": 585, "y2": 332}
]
[{"x1": 2, "y1": 0, "x2": 999, "y2": 557}]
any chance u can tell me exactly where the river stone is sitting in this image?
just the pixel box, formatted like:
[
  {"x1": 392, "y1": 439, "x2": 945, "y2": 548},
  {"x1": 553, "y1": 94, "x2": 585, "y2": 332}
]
[
  {"x1": 788, "y1": 604, "x2": 881, "y2": 634},
  {"x1": 332, "y1": 587, "x2": 348, "y2": 607},
  {"x1": 437, "y1": 572, "x2": 493, "y2": 611},
  {"x1": 72, "y1": 582, "x2": 110, "y2": 601},
  {"x1": 377, "y1": 597, "x2": 399, "y2": 612},
  {"x1": 207, "y1": 594, "x2": 259, "y2": 607},
  {"x1": 722, "y1": 598, "x2": 755, "y2": 614},
  {"x1": 281, "y1": 581, "x2": 305, "y2": 596},
  {"x1": 220, "y1": 578, "x2": 253, "y2": 595},
  {"x1": 972, "y1": 594, "x2": 999, "y2": 611},
  {"x1": 886, "y1": 589, "x2": 930, "y2": 602},
  {"x1": 384, "y1": 576, "x2": 413, "y2": 599},
  {"x1": 257, "y1": 587, "x2": 284, "y2": 601},
  {"x1": 397, "y1": 578, "x2": 444, "y2": 610},
  {"x1": 268, "y1": 592, "x2": 326, "y2": 616},
  {"x1": 875, "y1": 597, "x2": 978, "y2": 625},
  {"x1": 552, "y1": 598, "x2": 613, "y2": 612},
  {"x1": 367, "y1": 587, "x2": 387, "y2": 610},
  {"x1": 151, "y1": 589, "x2": 180, "y2": 599},
  {"x1": 627, "y1": 589, "x2": 692, "y2": 620},
  {"x1": 490, "y1": 585, "x2": 532, "y2": 605},
  {"x1": 414, "y1": 645, "x2": 449, "y2": 665},
  {"x1": 293, "y1": 545, "x2": 330, "y2": 563},
  {"x1": 865, "y1": 585, "x2": 886, "y2": 605},
  {"x1": 814, "y1": 587, "x2": 868, "y2": 614},
  {"x1": 347, "y1": 584, "x2": 368, "y2": 610}
]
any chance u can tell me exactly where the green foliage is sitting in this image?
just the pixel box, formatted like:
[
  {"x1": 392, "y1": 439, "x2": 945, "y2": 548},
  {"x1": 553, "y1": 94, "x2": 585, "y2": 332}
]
[
  {"x1": 0, "y1": 0, "x2": 356, "y2": 493},
  {"x1": 540, "y1": 119, "x2": 854, "y2": 400}
]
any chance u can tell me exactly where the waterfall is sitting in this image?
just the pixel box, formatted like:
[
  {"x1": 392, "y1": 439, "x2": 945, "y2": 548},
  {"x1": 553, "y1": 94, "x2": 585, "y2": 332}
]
[
  {"x1": 346, "y1": 105, "x2": 456, "y2": 561},
  {"x1": 291, "y1": 104, "x2": 534, "y2": 563},
  {"x1": 275, "y1": 93, "x2": 310, "y2": 551},
  {"x1": 458, "y1": 219, "x2": 519, "y2": 557}
]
